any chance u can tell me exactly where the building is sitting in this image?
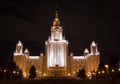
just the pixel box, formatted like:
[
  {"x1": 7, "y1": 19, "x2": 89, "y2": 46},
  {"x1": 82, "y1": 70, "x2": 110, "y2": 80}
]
[{"x1": 14, "y1": 11, "x2": 100, "y2": 78}]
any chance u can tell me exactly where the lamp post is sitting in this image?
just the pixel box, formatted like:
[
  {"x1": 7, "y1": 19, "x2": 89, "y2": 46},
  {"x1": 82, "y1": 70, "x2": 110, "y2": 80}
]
[
  {"x1": 104, "y1": 65, "x2": 109, "y2": 79},
  {"x1": 105, "y1": 65, "x2": 109, "y2": 73}
]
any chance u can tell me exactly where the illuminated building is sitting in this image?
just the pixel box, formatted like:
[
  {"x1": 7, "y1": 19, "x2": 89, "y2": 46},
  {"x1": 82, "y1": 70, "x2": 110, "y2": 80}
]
[{"x1": 14, "y1": 11, "x2": 100, "y2": 78}]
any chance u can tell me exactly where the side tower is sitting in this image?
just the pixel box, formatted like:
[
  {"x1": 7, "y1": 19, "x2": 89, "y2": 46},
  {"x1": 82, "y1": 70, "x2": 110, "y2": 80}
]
[
  {"x1": 85, "y1": 41, "x2": 100, "y2": 77},
  {"x1": 14, "y1": 41, "x2": 27, "y2": 77},
  {"x1": 14, "y1": 41, "x2": 43, "y2": 78},
  {"x1": 45, "y1": 11, "x2": 68, "y2": 77},
  {"x1": 14, "y1": 41, "x2": 23, "y2": 55}
]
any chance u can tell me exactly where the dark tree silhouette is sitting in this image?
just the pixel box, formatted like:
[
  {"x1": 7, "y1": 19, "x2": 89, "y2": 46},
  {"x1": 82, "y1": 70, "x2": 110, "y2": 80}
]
[
  {"x1": 78, "y1": 68, "x2": 86, "y2": 79},
  {"x1": 29, "y1": 65, "x2": 36, "y2": 79},
  {"x1": 108, "y1": 53, "x2": 119, "y2": 69},
  {"x1": 17, "y1": 69, "x2": 23, "y2": 79},
  {"x1": 98, "y1": 59, "x2": 105, "y2": 70}
]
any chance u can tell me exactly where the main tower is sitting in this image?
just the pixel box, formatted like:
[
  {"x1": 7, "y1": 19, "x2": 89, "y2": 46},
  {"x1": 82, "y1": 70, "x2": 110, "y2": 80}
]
[{"x1": 45, "y1": 11, "x2": 69, "y2": 77}]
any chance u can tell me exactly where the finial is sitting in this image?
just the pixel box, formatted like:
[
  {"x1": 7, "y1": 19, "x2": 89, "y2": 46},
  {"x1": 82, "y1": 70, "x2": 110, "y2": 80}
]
[
  {"x1": 17, "y1": 40, "x2": 22, "y2": 46},
  {"x1": 24, "y1": 48, "x2": 29, "y2": 56},
  {"x1": 84, "y1": 48, "x2": 89, "y2": 53},
  {"x1": 91, "y1": 41, "x2": 96, "y2": 46},
  {"x1": 53, "y1": 11, "x2": 60, "y2": 26},
  {"x1": 24, "y1": 48, "x2": 29, "y2": 53}
]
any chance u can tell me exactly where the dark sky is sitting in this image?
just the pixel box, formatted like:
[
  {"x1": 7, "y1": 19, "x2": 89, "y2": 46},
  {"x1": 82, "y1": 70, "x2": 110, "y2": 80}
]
[{"x1": 0, "y1": 0, "x2": 120, "y2": 63}]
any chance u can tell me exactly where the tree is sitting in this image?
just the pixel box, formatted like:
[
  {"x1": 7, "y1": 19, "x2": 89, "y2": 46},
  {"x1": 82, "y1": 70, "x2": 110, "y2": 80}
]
[
  {"x1": 29, "y1": 65, "x2": 36, "y2": 79},
  {"x1": 108, "y1": 53, "x2": 119, "y2": 69},
  {"x1": 98, "y1": 60, "x2": 105, "y2": 70},
  {"x1": 78, "y1": 69, "x2": 86, "y2": 79}
]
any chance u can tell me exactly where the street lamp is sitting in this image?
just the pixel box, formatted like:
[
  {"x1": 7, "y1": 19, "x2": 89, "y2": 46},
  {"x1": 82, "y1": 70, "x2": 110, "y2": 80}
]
[
  {"x1": 104, "y1": 65, "x2": 109, "y2": 73},
  {"x1": 104, "y1": 65, "x2": 109, "y2": 79}
]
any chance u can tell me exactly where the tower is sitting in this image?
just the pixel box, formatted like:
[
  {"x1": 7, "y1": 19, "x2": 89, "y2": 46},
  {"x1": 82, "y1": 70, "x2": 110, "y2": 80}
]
[
  {"x1": 90, "y1": 41, "x2": 98, "y2": 54},
  {"x1": 51, "y1": 11, "x2": 63, "y2": 41},
  {"x1": 85, "y1": 41, "x2": 100, "y2": 77},
  {"x1": 45, "y1": 11, "x2": 68, "y2": 77},
  {"x1": 14, "y1": 40, "x2": 23, "y2": 55}
]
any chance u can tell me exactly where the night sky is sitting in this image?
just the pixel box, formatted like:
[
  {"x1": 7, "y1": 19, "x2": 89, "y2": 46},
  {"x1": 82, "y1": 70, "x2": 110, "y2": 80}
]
[{"x1": 0, "y1": 0, "x2": 120, "y2": 63}]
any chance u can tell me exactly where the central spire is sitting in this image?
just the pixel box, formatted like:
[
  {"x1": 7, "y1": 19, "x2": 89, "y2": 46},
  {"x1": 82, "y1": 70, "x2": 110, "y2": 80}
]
[
  {"x1": 51, "y1": 11, "x2": 63, "y2": 41},
  {"x1": 53, "y1": 11, "x2": 61, "y2": 27}
]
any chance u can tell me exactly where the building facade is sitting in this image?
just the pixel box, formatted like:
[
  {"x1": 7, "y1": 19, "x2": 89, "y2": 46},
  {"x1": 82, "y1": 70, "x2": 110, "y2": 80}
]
[{"x1": 14, "y1": 11, "x2": 100, "y2": 78}]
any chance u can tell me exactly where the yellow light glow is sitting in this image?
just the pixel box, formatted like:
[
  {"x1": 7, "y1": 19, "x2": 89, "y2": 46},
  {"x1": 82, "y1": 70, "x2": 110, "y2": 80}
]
[
  {"x1": 23, "y1": 73, "x2": 27, "y2": 77},
  {"x1": 4, "y1": 69, "x2": 7, "y2": 72},
  {"x1": 104, "y1": 65, "x2": 109, "y2": 68},
  {"x1": 43, "y1": 73, "x2": 46, "y2": 76},
  {"x1": 98, "y1": 71, "x2": 100, "y2": 74},
  {"x1": 112, "y1": 69, "x2": 114, "y2": 72},
  {"x1": 87, "y1": 74, "x2": 91, "y2": 77},
  {"x1": 118, "y1": 68, "x2": 120, "y2": 71},
  {"x1": 17, "y1": 72, "x2": 19, "y2": 74},
  {"x1": 68, "y1": 73, "x2": 71, "y2": 76},
  {"x1": 73, "y1": 71, "x2": 75, "y2": 73},
  {"x1": 102, "y1": 70, "x2": 105, "y2": 74},
  {"x1": 13, "y1": 71, "x2": 16, "y2": 74}
]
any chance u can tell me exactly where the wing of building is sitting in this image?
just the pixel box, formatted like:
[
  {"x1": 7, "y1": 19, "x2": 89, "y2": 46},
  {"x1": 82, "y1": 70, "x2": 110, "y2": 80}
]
[{"x1": 13, "y1": 11, "x2": 100, "y2": 78}]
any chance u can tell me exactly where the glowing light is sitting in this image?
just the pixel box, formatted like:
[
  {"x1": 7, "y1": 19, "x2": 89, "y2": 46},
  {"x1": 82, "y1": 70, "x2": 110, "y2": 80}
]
[
  {"x1": 118, "y1": 68, "x2": 120, "y2": 71},
  {"x1": 29, "y1": 56, "x2": 39, "y2": 59},
  {"x1": 68, "y1": 73, "x2": 71, "y2": 76},
  {"x1": 73, "y1": 56, "x2": 85, "y2": 59},
  {"x1": 13, "y1": 71, "x2": 16, "y2": 74},
  {"x1": 72, "y1": 71, "x2": 75, "y2": 73},
  {"x1": 98, "y1": 71, "x2": 100, "y2": 74},
  {"x1": 17, "y1": 72, "x2": 19, "y2": 74},
  {"x1": 112, "y1": 69, "x2": 114, "y2": 72},
  {"x1": 23, "y1": 73, "x2": 27, "y2": 77},
  {"x1": 87, "y1": 74, "x2": 91, "y2": 77},
  {"x1": 45, "y1": 41, "x2": 48, "y2": 45},
  {"x1": 36, "y1": 70, "x2": 38, "y2": 73},
  {"x1": 4, "y1": 69, "x2": 7, "y2": 72},
  {"x1": 104, "y1": 65, "x2": 109, "y2": 68},
  {"x1": 102, "y1": 70, "x2": 105, "y2": 74},
  {"x1": 43, "y1": 73, "x2": 46, "y2": 76}
]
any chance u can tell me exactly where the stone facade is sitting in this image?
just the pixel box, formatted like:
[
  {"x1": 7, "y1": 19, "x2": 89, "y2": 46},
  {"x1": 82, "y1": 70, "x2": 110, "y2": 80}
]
[{"x1": 14, "y1": 11, "x2": 100, "y2": 78}]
